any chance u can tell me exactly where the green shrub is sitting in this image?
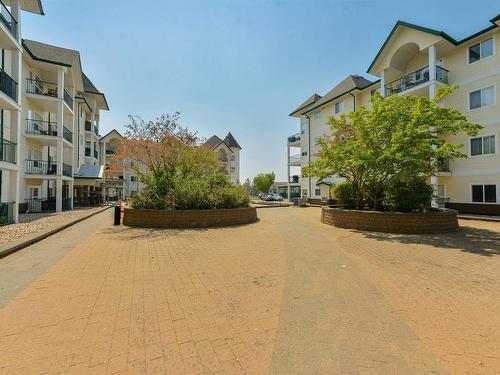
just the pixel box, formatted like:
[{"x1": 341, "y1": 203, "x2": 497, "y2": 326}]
[
  {"x1": 384, "y1": 176, "x2": 433, "y2": 212},
  {"x1": 332, "y1": 181, "x2": 355, "y2": 208}
]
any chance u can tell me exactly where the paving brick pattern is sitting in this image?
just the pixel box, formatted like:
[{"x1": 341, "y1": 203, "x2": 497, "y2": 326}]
[{"x1": 1, "y1": 207, "x2": 500, "y2": 374}]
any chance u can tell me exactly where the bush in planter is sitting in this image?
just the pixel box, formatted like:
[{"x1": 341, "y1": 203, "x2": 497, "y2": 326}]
[
  {"x1": 384, "y1": 176, "x2": 433, "y2": 212},
  {"x1": 332, "y1": 182, "x2": 355, "y2": 208}
]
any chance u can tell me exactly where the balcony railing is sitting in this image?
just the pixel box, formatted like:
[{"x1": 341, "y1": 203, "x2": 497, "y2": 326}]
[
  {"x1": 26, "y1": 78, "x2": 58, "y2": 97},
  {"x1": 62, "y1": 198, "x2": 72, "y2": 211},
  {"x1": 0, "y1": 0, "x2": 17, "y2": 39},
  {"x1": 25, "y1": 119, "x2": 57, "y2": 136},
  {"x1": 63, "y1": 127, "x2": 72, "y2": 143},
  {"x1": 288, "y1": 133, "x2": 301, "y2": 144},
  {"x1": 0, "y1": 138, "x2": 16, "y2": 163},
  {"x1": 0, "y1": 202, "x2": 14, "y2": 226},
  {"x1": 64, "y1": 89, "x2": 73, "y2": 109},
  {"x1": 106, "y1": 148, "x2": 116, "y2": 155},
  {"x1": 289, "y1": 175, "x2": 300, "y2": 184},
  {"x1": 25, "y1": 159, "x2": 57, "y2": 175},
  {"x1": 94, "y1": 149, "x2": 98, "y2": 159},
  {"x1": 26, "y1": 198, "x2": 56, "y2": 213},
  {"x1": 437, "y1": 158, "x2": 450, "y2": 172},
  {"x1": 384, "y1": 65, "x2": 449, "y2": 96},
  {"x1": 63, "y1": 163, "x2": 72, "y2": 177},
  {"x1": 0, "y1": 68, "x2": 17, "y2": 101}
]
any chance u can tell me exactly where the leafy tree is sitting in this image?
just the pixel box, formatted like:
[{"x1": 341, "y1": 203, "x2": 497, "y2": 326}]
[
  {"x1": 253, "y1": 172, "x2": 275, "y2": 193},
  {"x1": 304, "y1": 86, "x2": 481, "y2": 210}
]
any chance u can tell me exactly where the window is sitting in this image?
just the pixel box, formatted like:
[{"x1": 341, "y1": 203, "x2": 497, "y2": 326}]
[
  {"x1": 313, "y1": 111, "x2": 321, "y2": 120},
  {"x1": 302, "y1": 189, "x2": 308, "y2": 197},
  {"x1": 230, "y1": 155, "x2": 235, "y2": 161},
  {"x1": 334, "y1": 101, "x2": 344, "y2": 114},
  {"x1": 469, "y1": 86, "x2": 495, "y2": 110},
  {"x1": 130, "y1": 176, "x2": 137, "y2": 182},
  {"x1": 315, "y1": 188, "x2": 321, "y2": 196},
  {"x1": 468, "y1": 37, "x2": 494, "y2": 63},
  {"x1": 470, "y1": 135, "x2": 496, "y2": 156},
  {"x1": 301, "y1": 145, "x2": 308, "y2": 156},
  {"x1": 472, "y1": 184, "x2": 497, "y2": 203},
  {"x1": 313, "y1": 136, "x2": 321, "y2": 146}
]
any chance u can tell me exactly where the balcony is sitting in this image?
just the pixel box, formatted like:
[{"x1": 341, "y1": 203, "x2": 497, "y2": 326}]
[
  {"x1": 0, "y1": 67, "x2": 17, "y2": 102},
  {"x1": 289, "y1": 175, "x2": 300, "y2": 184},
  {"x1": 26, "y1": 78, "x2": 58, "y2": 97},
  {"x1": 0, "y1": 202, "x2": 14, "y2": 226},
  {"x1": 0, "y1": 0, "x2": 17, "y2": 39},
  {"x1": 64, "y1": 89, "x2": 73, "y2": 109},
  {"x1": 26, "y1": 119, "x2": 57, "y2": 137},
  {"x1": 384, "y1": 66, "x2": 449, "y2": 96},
  {"x1": 63, "y1": 127, "x2": 72, "y2": 143},
  {"x1": 289, "y1": 154, "x2": 301, "y2": 166},
  {"x1": 63, "y1": 163, "x2": 72, "y2": 177},
  {"x1": 288, "y1": 133, "x2": 301, "y2": 144},
  {"x1": 106, "y1": 148, "x2": 116, "y2": 155},
  {"x1": 0, "y1": 138, "x2": 16, "y2": 164},
  {"x1": 25, "y1": 159, "x2": 57, "y2": 175}
]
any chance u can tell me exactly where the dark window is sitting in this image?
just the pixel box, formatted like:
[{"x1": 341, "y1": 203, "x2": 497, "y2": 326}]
[
  {"x1": 472, "y1": 185, "x2": 484, "y2": 202},
  {"x1": 315, "y1": 188, "x2": 321, "y2": 196},
  {"x1": 470, "y1": 137, "x2": 483, "y2": 156},
  {"x1": 485, "y1": 185, "x2": 497, "y2": 203},
  {"x1": 469, "y1": 89, "x2": 482, "y2": 109},
  {"x1": 469, "y1": 43, "x2": 481, "y2": 63}
]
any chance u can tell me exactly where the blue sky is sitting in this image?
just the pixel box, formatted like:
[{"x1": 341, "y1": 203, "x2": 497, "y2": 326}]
[{"x1": 22, "y1": 0, "x2": 499, "y2": 181}]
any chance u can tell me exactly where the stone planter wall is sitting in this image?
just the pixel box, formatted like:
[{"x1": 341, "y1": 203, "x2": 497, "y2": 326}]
[
  {"x1": 321, "y1": 207, "x2": 459, "y2": 234},
  {"x1": 123, "y1": 207, "x2": 258, "y2": 228}
]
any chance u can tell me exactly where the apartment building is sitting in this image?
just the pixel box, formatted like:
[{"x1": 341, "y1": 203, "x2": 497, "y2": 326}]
[
  {"x1": 203, "y1": 132, "x2": 242, "y2": 185},
  {"x1": 0, "y1": 0, "x2": 110, "y2": 224},
  {"x1": 100, "y1": 129, "x2": 143, "y2": 201},
  {"x1": 288, "y1": 14, "x2": 500, "y2": 214}
]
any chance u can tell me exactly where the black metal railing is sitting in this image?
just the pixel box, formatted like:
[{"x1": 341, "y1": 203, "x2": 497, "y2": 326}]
[
  {"x1": 106, "y1": 148, "x2": 116, "y2": 155},
  {"x1": 85, "y1": 147, "x2": 91, "y2": 157},
  {"x1": 288, "y1": 133, "x2": 301, "y2": 143},
  {"x1": 0, "y1": 138, "x2": 16, "y2": 163},
  {"x1": 26, "y1": 198, "x2": 56, "y2": 213},
  {"x1": 25, "y1": 159, "x2": 57, "y2": 175},
  {"x1": 385, "y1": 65, "x2": 449, "y2": 96},
  {"x1": 0, "y1": 201, "x2": 14, "y2": 226},
  {"x1": 94, "y1": 149, "x2": 98, "y2": 159},
  {"x1": 63, "y1": 163, "x2": 72, "y2": 177},
  {"x1": 63, "y1": 89, "x2": 73, "y2": 109},
  {"x1": 63, "y1": 127, "x2": 72, "y2": 143},
  {"x1": 26, "y1": 78, "x2": 58, "y2": 97},
  {"x1": 25, "y1": 118, "x2": 57, "y2": 136},
  {"x1": 0, "y1": 0, "x2": 17, "y2": 38},
  {"x1": 62, "y1": 198, "x2": 72, "y2": 211},
  {"x1": 289, "y1": 175, "x2": 300, "y2": 183},
  {"x1": 0, "y1": 67, "x2": 17, "y2": 101}
]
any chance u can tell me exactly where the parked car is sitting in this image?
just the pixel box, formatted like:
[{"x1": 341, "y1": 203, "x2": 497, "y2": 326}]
[{"x1": 268, "y1": 193, "x2": 283, "y2": 201}]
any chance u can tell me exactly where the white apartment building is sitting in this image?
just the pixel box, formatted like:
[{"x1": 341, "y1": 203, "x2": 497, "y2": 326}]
[
  {"x1": 203, "y1": 132, "x2": 242, "y2": 185},
  {"x1": 289, "y1": 15, "x2": 500, "y2": 214},
  {"x1": 0, "y1": 0, "x2": 109, "y2": 225}
]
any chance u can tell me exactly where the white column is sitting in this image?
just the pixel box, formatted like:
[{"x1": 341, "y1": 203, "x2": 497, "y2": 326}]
[
  {"x1": 69, "y1": 180, "x2": 74, "y2": 209},
  {"x1": 11, "y1": 170, "x2": 20, "y2": 223},
  {"x1": 11, "y1": 0, "x2": 21, "y2": 44},
  {"x1": 56, "y1": 69, "x2": 65, "y2": 212},
  {"x1": 380, "y1": 69, "x2": 386, "y2": 97},
  {"x1": 428, "y1": 44, "x2": 437, "y2": 100}
]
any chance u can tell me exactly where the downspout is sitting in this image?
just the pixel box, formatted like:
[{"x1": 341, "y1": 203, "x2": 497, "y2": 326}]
[{"x1": 349, "y1": 91, "x2": 356, "y2": 111}]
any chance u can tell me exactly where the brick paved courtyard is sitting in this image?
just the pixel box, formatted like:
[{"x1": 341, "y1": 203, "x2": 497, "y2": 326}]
[{"x1": 1, "y1": 207, "x2": 499, "y2": 374}]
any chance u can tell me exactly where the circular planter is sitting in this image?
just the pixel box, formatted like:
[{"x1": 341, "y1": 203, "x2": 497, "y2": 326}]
[
  {"x1": 123, "y1": 207, "x2": 258, "y2": 228},
  {"x1": 321, "y1": 206, "x2": 459, "y2": 234}
]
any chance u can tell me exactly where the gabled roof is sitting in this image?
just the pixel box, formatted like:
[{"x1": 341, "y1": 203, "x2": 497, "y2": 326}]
[
  {"x1": 74, "y1": 164, "x2": 104, "y2": 179},
  {"x1": 23, "y1": 39, "x2": 80, "y2": 67},
  {"x1": 298, "y1": 75, "x2": 374, "y2": 115},
  {"x1": 367, "y1": 17, "x2": 500, "y2": 74},
  {"x1": 202, "y1": 135, "x2": 223, "y2": 149},
  {"x1": 100, "y1": 129, "x2": 123, "y2": 142},
  {"x1": 82, "y1": 72, "x2": 110, "y2": 111},
  {"x1": 289, "y1": 93, "x2": 322, "y2": 116},
  {"x1": 224, "y1": 132, "x2": 241, "y2": 149}
]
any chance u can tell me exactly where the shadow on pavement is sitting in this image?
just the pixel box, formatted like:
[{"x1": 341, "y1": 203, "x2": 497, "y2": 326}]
[{"x1": 358, "y1": 224, "x2": 500, "y2": 257}]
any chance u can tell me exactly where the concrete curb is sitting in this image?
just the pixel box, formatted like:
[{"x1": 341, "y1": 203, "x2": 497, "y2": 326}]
[
  {"x1": 0, "y1": 206, "x2": 113, "y2": 259},
  {"x1": 458, "y1": 215, "x2": 500, "y2": 223}
]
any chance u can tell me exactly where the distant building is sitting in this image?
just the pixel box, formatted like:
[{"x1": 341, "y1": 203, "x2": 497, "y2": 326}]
[{"x1": 202, "y1": 132, "x2": 241, "y2": 184}]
